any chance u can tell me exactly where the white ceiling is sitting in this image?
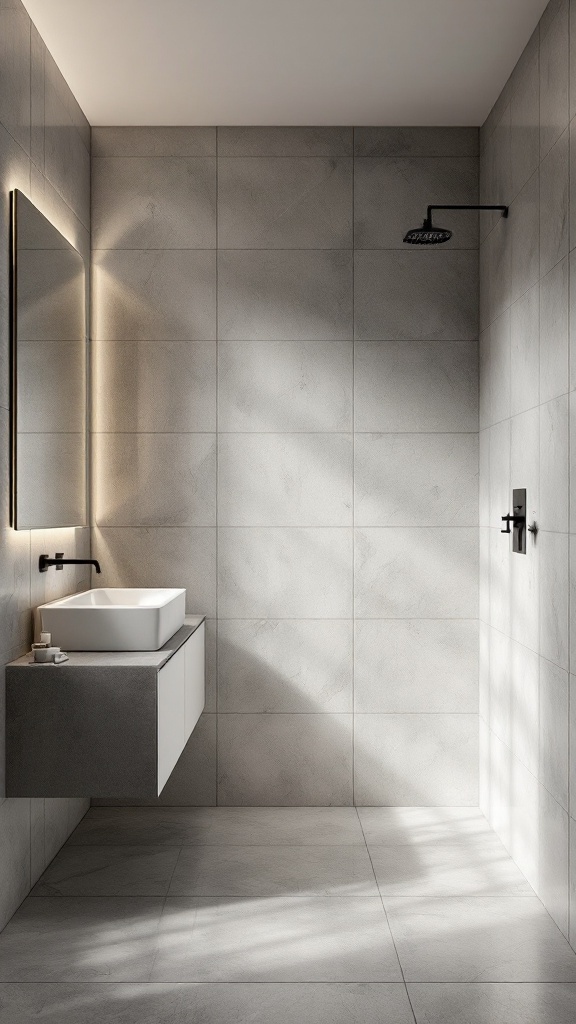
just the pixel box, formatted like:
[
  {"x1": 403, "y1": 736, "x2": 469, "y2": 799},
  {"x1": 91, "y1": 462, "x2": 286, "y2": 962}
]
[{"x1": 23, "y1": 0, "x2": 549, "y2": 126}]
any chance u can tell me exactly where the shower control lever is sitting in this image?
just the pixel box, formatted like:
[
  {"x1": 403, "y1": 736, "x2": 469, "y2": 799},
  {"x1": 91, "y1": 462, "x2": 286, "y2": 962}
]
[{"x1": 501, "y1": 488, "x2": 527, "y2": 554}]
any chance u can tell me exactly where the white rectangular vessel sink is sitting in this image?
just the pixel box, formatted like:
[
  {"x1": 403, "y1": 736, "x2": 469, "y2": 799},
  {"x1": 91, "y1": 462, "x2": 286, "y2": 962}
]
[{"x1": 39, "y1": 588, "x2": 186, "y2": 651}]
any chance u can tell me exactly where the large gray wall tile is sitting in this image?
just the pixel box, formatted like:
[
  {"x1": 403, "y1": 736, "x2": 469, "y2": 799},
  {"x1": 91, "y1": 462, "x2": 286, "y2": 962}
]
[
  {"x1": 93, "y1": 341, "x2": 216, "y2": 433},
  {"x1": 510, "y1": 170, "x2": 539, "y2": 302},
  {"x1": 218, "y1": 619, "x2": 353, "y2": 713},
  {"x1": 354, "y1": 527, "x2": 479, "y2": 619},
  {"x1": 92, "y1": 126, "x2": 216, "y2": 157},
  {"x1": 354, "y1": 156, "x2": 478, "y2": 249},
  {"x1": 354, "y1": 127, "x2": 479, "y2": 158},
  {"x1": 44, "y1": 52, "x2": 89, "y2": 227},
  {"x1": 540, "y1": 127, "x2": 569, "y2": 277},
  {"x1": 510, "y1": 43, "x2": 540, "y2": 198},
  {"x1": 540, "y1": 254, "x2": 569, "y2": 403},
  {"x1": 354, "y1": 341, "x2": 478, "y2": 432},
  {"x1": 218, "y1": 433, "x2": 353, "y2": 526},
  {"x1": 218, "y1": 527, "x2": 353, "y2": 618},
  {"x1": 354, "y1": 619, "x2": 479, "y2": 713},
  {"x1": 218, "y1": 713, "x2": 353, "y2": 805},
  {"x1": 218, "y1": 340, "x2": 352, "y2": 432},
  {"x1": 354, "y1": 713, "x2": 479, "y2": 805},
  {"x1": 92, "y1": 249, "x2": 216, "y2": 340},
  {"x1": 510, "y1": 283, "x2": 539, "y2": 416},
  {"x1": 218, "y1": 126, "x2": 353, "y2": 156},
  {"x1": 218, "y1": 250, "x2": 352, "y2": 341},
  {"x1": 92, "y1": 157, "x2": 216, "y2": 248},
  {"x1": 0, "y1": 4, "x2": 30, "y2": 153},
  {"x1": 94, "y1": 433, "x2": 216, "y2": 527},
  {"x1": 354, "y1": 433, "x2": 478, "y2": 527},
  {"x1": 540, "y1": 0, "x2": 570, "y2": 159},
  {"x1": 218, "y1": 157, "x2": 352, "y2": 248},
  {"x1": 354, "y1": 250, "x2": 478, "y2": 340}
]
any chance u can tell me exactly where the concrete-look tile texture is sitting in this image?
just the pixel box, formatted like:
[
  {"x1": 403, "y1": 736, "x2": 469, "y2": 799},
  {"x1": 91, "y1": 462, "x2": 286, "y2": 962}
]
[
  {"x1": 0, "y1": 0, "x2": 90, "y2": 934},
  {"x1": 91, "y1": 123, "x2": 479, "y2": 812},
  {"x1": 480, "y1": 0, "x2": 576, "y2": 950},
  {"x1": 1, "y1": 806, "x2": 576, "y2": 1019}
]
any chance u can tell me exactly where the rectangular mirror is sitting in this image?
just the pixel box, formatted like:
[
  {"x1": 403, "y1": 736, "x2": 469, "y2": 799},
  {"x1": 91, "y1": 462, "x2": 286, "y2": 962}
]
[{"x1": 10, "y1": 190, "x2": 87, "y2": 529}]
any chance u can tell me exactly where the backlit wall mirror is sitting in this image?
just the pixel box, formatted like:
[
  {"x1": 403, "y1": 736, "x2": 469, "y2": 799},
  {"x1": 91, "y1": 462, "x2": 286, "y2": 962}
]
[{"x1": 10, "y1": 190, "x2": 87, "y2": 529}]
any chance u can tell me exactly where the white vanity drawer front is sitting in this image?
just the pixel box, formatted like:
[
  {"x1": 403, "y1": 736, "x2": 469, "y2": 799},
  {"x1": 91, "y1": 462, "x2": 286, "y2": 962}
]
[
  {"x1": 184, "y1": 621, "x2": 205, "y2": 738},
  {"x1": 157, "y1": 644, "x2": 186, "y2": 793}
]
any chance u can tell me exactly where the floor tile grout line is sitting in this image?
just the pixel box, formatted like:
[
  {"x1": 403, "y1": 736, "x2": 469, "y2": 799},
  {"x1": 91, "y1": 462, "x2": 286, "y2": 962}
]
[{"x1": 356, "y1": 808, "x2": 417, "y2": 1022}]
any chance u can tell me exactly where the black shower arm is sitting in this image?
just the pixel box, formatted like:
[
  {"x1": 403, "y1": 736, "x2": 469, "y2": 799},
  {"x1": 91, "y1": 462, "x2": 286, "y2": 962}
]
[{"x1": 426, "y1": 204, "x2": 508, "y2": 222}]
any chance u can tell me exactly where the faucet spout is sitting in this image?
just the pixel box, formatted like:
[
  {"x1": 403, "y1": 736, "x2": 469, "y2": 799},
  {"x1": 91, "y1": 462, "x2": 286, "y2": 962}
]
[{"x1": 39, "y1": 554, "x2": 102, "y2": 574}]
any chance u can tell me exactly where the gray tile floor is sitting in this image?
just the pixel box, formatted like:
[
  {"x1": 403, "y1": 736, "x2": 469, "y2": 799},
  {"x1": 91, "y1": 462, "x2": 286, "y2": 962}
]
[{"x1": 0, "y1": 807, "x2": 575, "y2": 1021}]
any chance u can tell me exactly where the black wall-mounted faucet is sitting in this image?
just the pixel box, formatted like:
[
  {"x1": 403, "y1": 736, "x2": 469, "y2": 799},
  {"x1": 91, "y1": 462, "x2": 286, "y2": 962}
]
[{"x1": 39, "y1": 553, "x2": 101, "y2": 574}]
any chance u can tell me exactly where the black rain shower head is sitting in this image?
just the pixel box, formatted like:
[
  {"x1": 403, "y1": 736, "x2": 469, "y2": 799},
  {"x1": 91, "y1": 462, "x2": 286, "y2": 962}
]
[
  {"x1": 403, "y1": 218, "x2": 452, "y2": 245},
  {"x1": 403, "y1": 204, "x2": 508, "y2": 245}
]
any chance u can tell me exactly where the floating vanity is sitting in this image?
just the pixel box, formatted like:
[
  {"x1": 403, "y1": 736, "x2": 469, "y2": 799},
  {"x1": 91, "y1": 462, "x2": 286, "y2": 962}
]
[{"x1": 5, "y1": 616, "x2": 205, "y2": 799}]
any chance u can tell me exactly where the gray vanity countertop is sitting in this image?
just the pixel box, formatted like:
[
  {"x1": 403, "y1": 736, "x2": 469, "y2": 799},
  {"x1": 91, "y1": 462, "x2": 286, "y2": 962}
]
[{"x1": 8, "y1": 615, "x2": 205, "y2": 671}]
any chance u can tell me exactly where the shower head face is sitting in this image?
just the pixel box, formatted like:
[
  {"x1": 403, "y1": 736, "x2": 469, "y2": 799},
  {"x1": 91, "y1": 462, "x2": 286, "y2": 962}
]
[{"x1": 403, "y1": 220, "x2": 452, "y2": 245}]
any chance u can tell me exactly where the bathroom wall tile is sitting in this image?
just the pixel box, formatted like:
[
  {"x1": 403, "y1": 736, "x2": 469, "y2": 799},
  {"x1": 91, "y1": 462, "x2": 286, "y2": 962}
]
[
  {"x1": 94, "y1": 433, "x2": 216, "y2": 528},
  {"x1": 539, "y1": 530, "x2": 569, "y2": 670},
  {"x1": 488, "y1": 308, "x2": 511, "y2": 424},
  {"x1": 92, "y1": 126, "x2": 216, "y2": 157},
  {"x1": 540, "y1": 128, "x2": 569, "y2": 277},
  {"x1": 218, "y1": 433, "x2": 353, "y2": 527},
  {"x1": 354, "y1": 127, "x2": 479, "y2": 158},
  {"x1": 537, "y1": 785, "x2": 570, "y2": 936},
  {"x1": 218, "y1": 157, "x2": 352, "y2": 248},
  {"x1": 540, "y1": 255, "x2": 569, "y2": 403},
  {"x1": 511, "y1": 641, "x2": 539, "y2": 777},
  {"x1": 488, "y1": 729, "x2": 513, "y2": 849},
  {"x1": 92, "y1": 249, "x2": 216, "y2": 341},
  {"x1": 479, "y1": 527, "x2": 490, "y2": 624},
  {"x1": 354, "y1": 527, "x2": 478, "y2": 619},
  {"x1": 354, "y1": 156, "x2": 478, "y2": 249},
  {"x1": 510, "y1": 283, "x2": 540, "y2": 416},
  {"x1": 218, "y1": 340, "x2": 352, "y2": 433},
  {"x1": 30, "y1": 527, "x2": 91, "y2": 613},
  {"x1": 218, "y1": 250, "x2": 352, "y2": 341},
  {"x1": 540, "y1": 0, "x2": 570, "y2": 160},
  {"x1": 571, "y1": 0, "x2": 576, "y2": 120},
  {"x1": 479, "y1": 618, "x2": 490, "y2": 720},
  {"x1": 540, "y1": 395, "x2": 569, "y2": 532},
  {"x1": 571, "y1": 816, "x2": 576, "y2": 949},
  {"x1": 479, "y1": 328, "x2": 491, "y2": 429},
  {"x1": 354, "y1": 341, "x2": 478, "y2": 433},
  {"x1": 30, "y1": 24, "x2": 44, "y2": 173},
  {"x1": 510, "y1": 44, "x2": 540, "y2": 198},
  {"x1": 354, "y1": 619, "x2": 478, "y2": 713},
  {"x1": 490, "y1": 527, "x2": 511, "y2": 637},
  {"x1": 509, "y1": 749, "x2": 540, "y2": 888},
  {"x1": 218, "y1": 528, "x2": 353, "y2": 618},
  {"x1": 354, "y1": 433, "x2": 478, "y2": 527},
  {"x1": 510, "y1": 170, "x2": 540, "y2": 302},
  {"x1": 219, "y1": 126, "x2": 353, "y2": 156},
  {"x1": 92, "y1": 157, "x2": 216, "y2": 249},
  {"x1": 354, "y1": 713, "x2": 478, "y2": 805},
  {"x1": 354, "y1": 250, "x2": 478, "y2": 341},
  {"x1": 44, "y1": 53, "x2": 90, "y2": 228},
  {"x1": 480, "y1": 107, "x2": 512, "y2": 241},
  {"x1": 218, "y1": 619, "x2": 353, "y2": 713},
  {"x1": 570, "y1": 250, "x2": 576, "y2": 390},
  {"x1": 539, "y1": 658, "x2": 569, "y2": 809},
  {"x1": 570, "y1": 675, "x2": 576, "y2": 818},
  {"x1": 479, "y1": 429, "x2": 490, "y2": 528},
  {"x1": 489, "y1": 626, "x2": 512, "y2": 748},
  {"x1": 0, "y1": 4, "x2": 30, "y2": 154},
  {"x1": 29, "y1": 167, "x2": 90, "y2": 263},
  {"x1": 218, "y1": 714, "x2": 353, "y2": 805},
  {"x1": 479, "y1": 216, "x2": 511, "y2": 329},
  {"x1": 93, "y1": 341, "x2": 216, "y2": 433},
  {"x1": 93, "y1": 527, "x2": 217, "y2": 617},
  {"x1": 44, "y1": 798, "x2": 89, "y2": 866},
  {"x1": 489, "y1": 419, "x2": 510, "y2": 530},
  {"x1": 479, "y1": 716, "x2": 490, "y2": 816},
  {"x1": 0, "y1": 410, "x2": 31, "y2": 654},
  {"x1": 0, "y1": 799, "x2": 31, "y2": 931},
  {"x1": 570, "y1": 117, "x2": 576, "y2": 249}
]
